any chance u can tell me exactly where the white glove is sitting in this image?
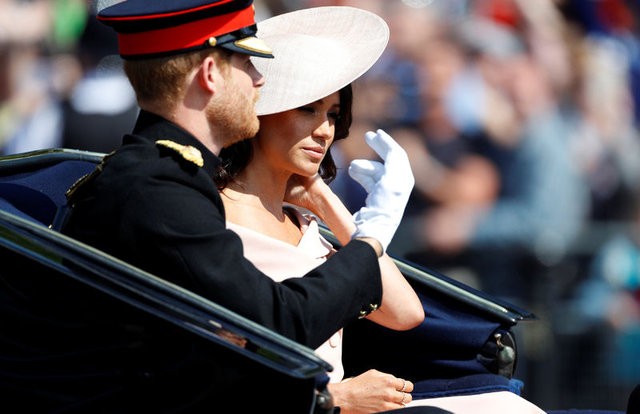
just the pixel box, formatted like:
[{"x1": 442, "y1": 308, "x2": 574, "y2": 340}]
[{"x1": 349, "y1": 129, "x2": 414, "y2": 253}]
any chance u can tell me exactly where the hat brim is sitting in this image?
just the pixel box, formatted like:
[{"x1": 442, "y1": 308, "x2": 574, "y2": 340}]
[{"x1": 252, "y1": 6, "x2": 389, "y2": 116}]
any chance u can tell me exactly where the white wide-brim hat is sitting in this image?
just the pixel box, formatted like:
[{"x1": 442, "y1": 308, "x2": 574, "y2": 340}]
[{"x1": 253, "y1": 6, "x2": 390, "y2": 116}]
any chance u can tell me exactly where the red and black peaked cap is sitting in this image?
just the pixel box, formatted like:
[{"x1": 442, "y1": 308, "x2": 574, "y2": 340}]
[{"x1": 97, "y1": 0, "x2": 273, "y2": 60}]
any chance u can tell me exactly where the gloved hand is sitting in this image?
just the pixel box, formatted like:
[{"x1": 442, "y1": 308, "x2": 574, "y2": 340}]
[{"x1": 349, "y1": 129, "x2": 414, "y2": 253}]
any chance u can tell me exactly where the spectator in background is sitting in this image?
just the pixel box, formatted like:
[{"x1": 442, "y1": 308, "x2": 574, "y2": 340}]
[
  {"x1": 0, "y1": 0, "x2": 136, "y2": 156},
  {"x1": 558, "y1": 188, "x2": 640, "y2": 405},
  {"x1": 60, "y1": 10, "x2": 138, "y2": 153},
  {"x1": 0, "y1": 0, "x2": 64, "y2": 155},
  {"x1": 558, "y1": 0, "x2": 640, "y2": 128},
  {"x1": 415, "y1": 28, "x2": 589, "y2": 304},
  {"x1": 560, "y1": 3, "x2": 640, "y2": 224}
]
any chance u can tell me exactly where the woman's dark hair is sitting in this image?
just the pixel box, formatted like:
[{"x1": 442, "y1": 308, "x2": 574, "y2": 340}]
[{"x1": 214, "y1": 84, "x2": 353, "y2": 189}]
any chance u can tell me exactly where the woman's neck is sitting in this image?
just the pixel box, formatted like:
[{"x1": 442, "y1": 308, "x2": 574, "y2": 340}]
[
  {"x1": 222, "y1": 159, "x2": 289, "y2": 219},
  {"x1": 220, "y1": 157, "x2": 304, "y2": 245}
]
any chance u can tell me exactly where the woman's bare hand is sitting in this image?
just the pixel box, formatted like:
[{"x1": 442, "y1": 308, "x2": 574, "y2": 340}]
[
  {"x1": 327, "y1": 369, "x2": 414, "y2": 414},
  {"x1": 284, "y1": 174, "x2": 329, "y2": 216}
]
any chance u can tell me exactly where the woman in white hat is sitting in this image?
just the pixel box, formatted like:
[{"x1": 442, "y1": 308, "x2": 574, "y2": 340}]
[
  {"x1": 216, "y1": 5, "x2": 425, "y2": 410},
  {"x1": 215, "y1": 6, "x2": 545, "y2": 414}
]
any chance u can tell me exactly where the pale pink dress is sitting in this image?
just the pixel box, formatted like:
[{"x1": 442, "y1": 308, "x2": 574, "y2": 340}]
[
  {"x1": 226, "y1": 208, "x2": 344, "y2": 382},
  {"x1": 227, "y1": 209, "x2": 546, "y2": 413}
]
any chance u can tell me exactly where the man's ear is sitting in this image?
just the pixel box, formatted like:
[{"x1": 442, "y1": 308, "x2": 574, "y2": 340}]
[{"x1": 198, "y1": 56, "x2": 217, "y2": 93}]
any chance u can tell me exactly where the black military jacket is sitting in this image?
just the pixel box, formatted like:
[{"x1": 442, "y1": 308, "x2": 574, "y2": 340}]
[{"x1": 56, "y1": 111, "x2": 382, "y2": 410}]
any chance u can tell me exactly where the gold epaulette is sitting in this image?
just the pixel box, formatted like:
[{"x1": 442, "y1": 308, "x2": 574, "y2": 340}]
[{"x1": 156, "y1": 140, "x2": 204, "y2": 167}]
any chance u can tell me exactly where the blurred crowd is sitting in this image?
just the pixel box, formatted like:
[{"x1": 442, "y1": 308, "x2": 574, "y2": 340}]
[
  {"x1": 328, "y1": 0, "x2": 640, "y2": 410},
  {"x1": 0, "y1": 0, "x2": 137, "y2": 155},
  {"x1": 1, "y1": 0, "x2": 638, "y2": 410}
]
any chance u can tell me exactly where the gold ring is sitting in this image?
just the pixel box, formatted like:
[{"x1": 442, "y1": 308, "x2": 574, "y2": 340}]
[
  {"x1": 400, "y1": 391, "x2": 407, "y2": 405},
  {"x1": 400, "y1": 378, "x2": 407, "y2": 392}
]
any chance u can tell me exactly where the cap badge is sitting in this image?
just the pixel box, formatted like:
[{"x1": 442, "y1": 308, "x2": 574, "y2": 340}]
[{"x1": 156, "y1": 140, "x2": 204, "y2": 167}]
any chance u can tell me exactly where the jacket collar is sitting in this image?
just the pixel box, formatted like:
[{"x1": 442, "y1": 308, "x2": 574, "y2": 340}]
[{"x1": 131, "y1": 110, "x2": 220, "y2": 174}]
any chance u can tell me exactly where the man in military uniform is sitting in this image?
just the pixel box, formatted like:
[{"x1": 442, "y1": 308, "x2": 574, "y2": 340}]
[{"x1": 55, "y1": 0, "x2": 418, "y2": 412}]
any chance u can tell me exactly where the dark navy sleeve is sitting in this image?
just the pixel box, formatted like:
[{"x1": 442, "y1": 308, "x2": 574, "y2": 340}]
[{"x1": 125, "y1": 169, "x2": 382, "y2": 348}]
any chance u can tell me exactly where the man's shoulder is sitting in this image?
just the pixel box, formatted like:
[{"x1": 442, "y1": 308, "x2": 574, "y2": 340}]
[
  {"x1": 64, "y1": 138, "x2": 225, "y2": 237},
  {"x1": 106, "y1": 138, "x2": 209, "y2": 179},
  {"x1": 68, "y1": 138, "x2": 218, "y2": 210}
]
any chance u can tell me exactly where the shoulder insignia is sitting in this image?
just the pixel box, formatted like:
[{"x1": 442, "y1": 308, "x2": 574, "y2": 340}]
[{"x1": 156, "y1": 139, "x2": 204, "y2": 167}]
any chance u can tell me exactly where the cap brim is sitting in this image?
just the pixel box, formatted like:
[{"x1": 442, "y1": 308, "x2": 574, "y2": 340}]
[
  {"x1": 220, "y1": 36, "x2": 274, "y2": 58},
  {"x1": 252, "y1": 6, "x2": 389, "y2": 116}
]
